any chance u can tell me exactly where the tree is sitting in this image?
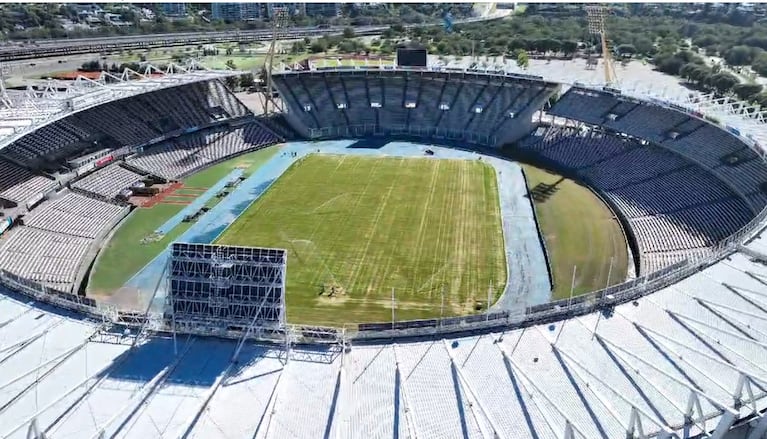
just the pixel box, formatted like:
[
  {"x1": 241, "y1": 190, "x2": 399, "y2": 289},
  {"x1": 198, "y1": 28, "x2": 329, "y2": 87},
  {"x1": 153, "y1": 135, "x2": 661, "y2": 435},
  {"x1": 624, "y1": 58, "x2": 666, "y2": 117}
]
[
  {"x1": 723, "y1": 45, "x2": 756, "y2": 66},
  {"x1": 616, "y1": 44, "x2": 637, "y2": 56},
  {"x1": 515, "y1": 49, "x2": 529, "y2": 70},
  {"x1": 752, "y1": 53, "x2": 767, "y2": 77},
  {"x1": 732, "y1": 83, "x2": 762, "y2": 101},
  {"x1": 310, "y1": 40, "x2": 328, "y2": 54},
  {"x1": 710, "y1": 71, "x2": 738, "y2": 94},
  {"x1": 225, "y1": 75, "x2": 239, "y2": 90},
  {"x1": 240, "y1": 73, "x2": 255, "y2": 89},
  {"x1": 80, "y1": 60, "x2": 101, "y2": 72},
  {"x1": 633, "y1": 37, "x2": 654, "y2": 55},
  {"x1": 291, "y1": 41, "x2": 305, "y2": 54},
  {"x1": 342, "y1": 27, "x2": 355, "y2": 39},
  {"x1": 561, "y1": 40, "x2": 578, "y2": 57}
]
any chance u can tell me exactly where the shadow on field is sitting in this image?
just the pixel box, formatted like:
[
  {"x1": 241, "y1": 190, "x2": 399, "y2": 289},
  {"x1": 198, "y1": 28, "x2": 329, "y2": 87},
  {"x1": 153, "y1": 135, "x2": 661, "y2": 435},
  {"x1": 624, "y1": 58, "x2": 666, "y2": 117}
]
[
  {"x1": 347, "y1": 138, "x2": 389, "y2": 149},
  {"x1": 529, "y1": 177, "x2": 565, "y2": 203}
]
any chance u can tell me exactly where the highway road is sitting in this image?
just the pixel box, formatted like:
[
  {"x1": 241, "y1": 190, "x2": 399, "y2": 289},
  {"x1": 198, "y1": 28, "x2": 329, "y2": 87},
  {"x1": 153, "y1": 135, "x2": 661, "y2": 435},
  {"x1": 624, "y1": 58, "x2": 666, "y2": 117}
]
[{"x1": 0, "y1": 12, "x2": 509, "y2": 62}]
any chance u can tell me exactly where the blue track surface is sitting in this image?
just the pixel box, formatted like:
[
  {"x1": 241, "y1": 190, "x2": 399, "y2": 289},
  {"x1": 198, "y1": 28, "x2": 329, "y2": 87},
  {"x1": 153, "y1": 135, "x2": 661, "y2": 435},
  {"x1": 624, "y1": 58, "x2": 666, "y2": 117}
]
[
  {"x1": 124, "y1": 140, "x2": 551, "y2": 312},
  {"x1": 155, "y1": 168, "x2": 244, "y2": 236}
]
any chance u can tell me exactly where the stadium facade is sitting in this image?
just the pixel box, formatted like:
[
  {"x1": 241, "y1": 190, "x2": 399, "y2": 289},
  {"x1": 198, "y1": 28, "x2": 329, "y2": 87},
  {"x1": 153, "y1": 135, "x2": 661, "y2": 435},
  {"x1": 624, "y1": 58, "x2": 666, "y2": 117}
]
[{"x1": 0, "y1": 64, "x2": 767, "y2": 439}]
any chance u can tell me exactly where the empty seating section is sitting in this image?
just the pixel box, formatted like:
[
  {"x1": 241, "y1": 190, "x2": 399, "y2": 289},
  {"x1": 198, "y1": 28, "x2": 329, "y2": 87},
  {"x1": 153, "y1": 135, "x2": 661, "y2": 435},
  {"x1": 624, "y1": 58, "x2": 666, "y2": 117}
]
[
  {"x1": 643, "y1": 248, "x2": 712, "y2": 274},
  {"x1": 517, "y1": 127, "x2": 755, "y2": 273},
  {"x1": 609, "y1": 168, "x2": 732, "y2": 218},
  {"x1": 663, "y1": 125, "x2": 741, "y2": 168},
  {"x1": 0, "y1": 226, "x2": 91, "y2": 290},
  {"x1": 71, "y1": 103, "x2": 155, "y2": 147},
  {"x1": 548, "y1": 88, "x2": 620, "y2": 125},
  {"x1": 274, "y1": 71, "x2": 553, "y2": 142},
  {"x1": 127, "y1": 122, "x2": 278, "y2": 179},
  {"x1": 72, "y1": 164, "x2": 144, "y2": 199},
  {"x1": 23, "y1": 192, "x2": 125, "y2": 239},
  {"x1": 532, "y1": 131, "x2": 633, "y2": 169},
  {"x1": 585, "y1": 147, "x2": 690, "y2": 190},
  {"x1": 380, "y1": 76, "x2": 408, "y2": 127},
  {"x1": 608, "y1": 100, "x2": 638, "y2": 118},
  {"x1": 4, "y1": 79, "x2": 251, "y2": 162},
  {"x1": 6, "y1": 121, "x2": 84, "y2": 160},
  {"x1": 605, "y1": 104, "x2": 690, "y2": 143},
  {"x1": 0, "y1": 79, "x2": 256, "y2": 292},
  {"x1": 0, "y1": 159, "x2": 55, "y2": 204}
]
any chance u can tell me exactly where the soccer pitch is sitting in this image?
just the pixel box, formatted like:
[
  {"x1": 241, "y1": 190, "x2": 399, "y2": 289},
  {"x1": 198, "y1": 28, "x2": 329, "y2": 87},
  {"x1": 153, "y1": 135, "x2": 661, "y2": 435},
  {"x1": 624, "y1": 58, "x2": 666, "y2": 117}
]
[{"x1": 216, "y1": 154, "x2": 507, "y2": 326}]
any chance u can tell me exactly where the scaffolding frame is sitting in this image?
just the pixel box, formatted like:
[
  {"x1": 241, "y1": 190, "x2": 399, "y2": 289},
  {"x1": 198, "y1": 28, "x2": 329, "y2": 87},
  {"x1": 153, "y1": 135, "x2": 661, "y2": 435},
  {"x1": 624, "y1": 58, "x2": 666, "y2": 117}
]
[{"x1": 165, "y1": 243, "x2": 288, "y2": 351}]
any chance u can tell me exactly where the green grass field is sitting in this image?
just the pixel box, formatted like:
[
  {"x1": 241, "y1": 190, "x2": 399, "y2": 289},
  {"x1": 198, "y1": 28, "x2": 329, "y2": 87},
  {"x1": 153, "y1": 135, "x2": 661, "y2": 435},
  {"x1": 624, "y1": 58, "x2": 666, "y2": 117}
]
[
  {"x1": 88, "y1": 146, "x2": 279, "y2": 296},
  {"x1": 216, "y1": 154, "x2": 507, "y2": 325},
  {"x1": 522, "y1": 165, "x2": 628, "y2": 299}
]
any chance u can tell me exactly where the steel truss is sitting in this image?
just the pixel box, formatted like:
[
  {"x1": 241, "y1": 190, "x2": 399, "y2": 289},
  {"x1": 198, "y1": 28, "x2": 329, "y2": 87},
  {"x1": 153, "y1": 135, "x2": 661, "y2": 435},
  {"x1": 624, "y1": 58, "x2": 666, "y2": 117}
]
[{"x1": 166, "y1": 243, "x2": 287, "y2": 335}]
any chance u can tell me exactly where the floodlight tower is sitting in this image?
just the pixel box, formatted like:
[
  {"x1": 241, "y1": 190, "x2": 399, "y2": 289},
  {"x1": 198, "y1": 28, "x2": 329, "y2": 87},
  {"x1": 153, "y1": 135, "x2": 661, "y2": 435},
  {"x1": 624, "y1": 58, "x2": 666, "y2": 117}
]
[
  {"x1": 0, "y1": 63, "x2": 13, "y2": 109},
  {"x1": 264, "y1": 7, "x2": 290, "y2": 116},
  {"x1": 586, "y1": 5, "x2": 618, "y2": 85}
]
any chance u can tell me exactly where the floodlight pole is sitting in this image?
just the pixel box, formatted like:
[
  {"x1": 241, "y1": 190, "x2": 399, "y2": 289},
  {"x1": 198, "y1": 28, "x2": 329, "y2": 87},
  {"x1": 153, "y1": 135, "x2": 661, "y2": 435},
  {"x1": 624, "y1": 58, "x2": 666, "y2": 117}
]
[
  {"x1": 264, "y1": 8, "x2": 289, "y2": 116},
  {"x1": 440, "y1": 286, "x2": 445, "y2": 324},
  {"x1": 391, "y1": 287, "x2": 395, "y2": 330},
  {"x1": 486, "y1": 281, "x2": 492, "y2": 321},
  {"x1": 569, "y1": 265, "x2": 577, "y2": 306},
  {"x1": 586, "y1": 4, "x2": 617, "y2": 85},
  {"x1": 606, "y1": 256, "x2": 614, "y2": 289}
]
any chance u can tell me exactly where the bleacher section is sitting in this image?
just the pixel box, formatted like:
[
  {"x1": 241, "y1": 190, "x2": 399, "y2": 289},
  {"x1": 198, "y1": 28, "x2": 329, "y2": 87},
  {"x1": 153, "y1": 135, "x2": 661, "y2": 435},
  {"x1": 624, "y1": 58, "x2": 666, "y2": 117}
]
[
  {"x1": 71, "y1": 164, "x2": 145, "y2": 199},
  {"x1": 22, "y1": 191, "x2": 126, "y2": 239},
  {"x1": 0, "y1": 78, "x2": 259, "y2": 293},
  {"x1": 274, "y1": 70, "x2": 557, "y2": 146},
  {"x1": 2, "y1": 79, "x2": 251, "y2": 164},
  {"x1": 0, "y1": 226, "x2": 91, "y2": 291},
  {"x1": 550, "y1": 87, "x2": 767, "y2": 213},
  {"x1": 0, "y1": 159, "x2": 56, "y2": 205},
  {"x1": 0, "y1": 190, "x2": 128, "y2": 292},
  {"x1": 516, "y1": 127, "x2": 755, "y2": 273},
  {"x1": 126, "y1": 121, "x2": 279, "y2": 179}
]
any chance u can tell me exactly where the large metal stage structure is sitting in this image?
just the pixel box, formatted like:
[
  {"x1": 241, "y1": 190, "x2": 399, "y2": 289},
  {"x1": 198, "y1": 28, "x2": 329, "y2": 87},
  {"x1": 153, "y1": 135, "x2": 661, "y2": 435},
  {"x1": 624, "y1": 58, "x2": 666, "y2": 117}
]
[{"x1": 166, "y1": 243, "x2": 287, "y2": 336}]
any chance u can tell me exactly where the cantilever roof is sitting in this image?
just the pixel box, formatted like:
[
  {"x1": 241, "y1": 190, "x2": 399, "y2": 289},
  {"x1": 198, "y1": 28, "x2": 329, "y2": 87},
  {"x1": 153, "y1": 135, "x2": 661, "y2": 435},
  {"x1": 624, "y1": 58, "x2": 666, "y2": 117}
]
[{"x1": 0, "y1": 65, "x2": 240, "y2": 151}]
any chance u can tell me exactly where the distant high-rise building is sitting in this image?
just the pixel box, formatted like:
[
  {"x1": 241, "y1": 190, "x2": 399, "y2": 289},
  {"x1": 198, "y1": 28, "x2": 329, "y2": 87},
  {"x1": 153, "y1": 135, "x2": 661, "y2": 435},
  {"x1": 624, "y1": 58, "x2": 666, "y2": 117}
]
[
  {"x1": 265, "y1": 3, "x2": 302, "y2": 18},
  {"x1": 211, "y1": 3, "x2": 263, "y2": 22},
  {"x1": 305, "y1": 3, "x2": 342, "y2": 17},
  {"x1": 161, "y1": 3, "x2": 187, "y2": 17}
]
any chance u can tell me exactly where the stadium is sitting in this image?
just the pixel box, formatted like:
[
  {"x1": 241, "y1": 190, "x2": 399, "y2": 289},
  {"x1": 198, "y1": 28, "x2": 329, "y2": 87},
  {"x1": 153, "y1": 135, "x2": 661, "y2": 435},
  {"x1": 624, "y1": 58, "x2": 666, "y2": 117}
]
[{"x1": 2, "y1": 41, "x2": 767, "y2": 439}]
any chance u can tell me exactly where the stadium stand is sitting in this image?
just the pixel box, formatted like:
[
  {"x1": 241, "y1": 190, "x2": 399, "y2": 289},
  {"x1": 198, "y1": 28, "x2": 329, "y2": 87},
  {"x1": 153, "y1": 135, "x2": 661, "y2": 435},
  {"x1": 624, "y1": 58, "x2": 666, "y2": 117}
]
[
  {"x1": 2, "y1": 67, "x2": 767, "y2": 439},
  {"x1": 71, "y1": 164, "x2": 145, "y2": 199},
  {"x1": 0, "y1": 159, "x2": 56, "y2": 205},
  {"x1": 2, "y1": 79, "x2": 252, "y2": 165},
  {"x1": 0, "y1": 226, "x2": 91, "y2": 290},
  {"x1": 22, "y1": 191, "x2": 126, "y2": 239},
  {"x1": 274, "y1": 70, "x2": 557, "y2": 144},
  {"x1": 127, "y1": 121, "x2": 279, "y2": 179},
  {"x1": 515, "y1": 126, "x2": 755, "y2": 273},
  {"x1": 3, "y1": 249, "x2": 767, "y2": 438}
]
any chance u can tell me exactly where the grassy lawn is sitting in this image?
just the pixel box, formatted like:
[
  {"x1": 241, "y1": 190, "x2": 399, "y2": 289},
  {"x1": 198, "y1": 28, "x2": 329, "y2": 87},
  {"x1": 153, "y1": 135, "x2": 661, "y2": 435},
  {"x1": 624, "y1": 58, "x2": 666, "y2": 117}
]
[
  {"x1": 88, "y1": 146, "x2": 279, "y2": 295},
  {"x1": 522, "y1": 165, "x2": 628, "y2": 299},
  {"x1": 216, "y1": 154, "x2": 506, "y2": 326}
]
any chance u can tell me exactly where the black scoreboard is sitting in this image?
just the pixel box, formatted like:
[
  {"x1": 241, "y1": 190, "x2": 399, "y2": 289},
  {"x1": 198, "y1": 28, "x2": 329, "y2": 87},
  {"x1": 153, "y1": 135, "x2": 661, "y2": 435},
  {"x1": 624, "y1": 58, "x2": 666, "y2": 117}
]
[{"x1": 396, "y1": 48, "x2": 428, "y2": 68}]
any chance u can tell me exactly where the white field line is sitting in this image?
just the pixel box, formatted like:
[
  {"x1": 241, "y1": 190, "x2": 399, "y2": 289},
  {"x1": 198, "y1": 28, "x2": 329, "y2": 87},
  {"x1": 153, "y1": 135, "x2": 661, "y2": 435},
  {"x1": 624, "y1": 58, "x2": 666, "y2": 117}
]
[
  {"x1": 312, "y1": 157, "x2": 381, "y2": 289},
  {"x1": 347, "y1": 158, "x2": 400, "y2": 290},
  {"x1": 438, "y1": 160, "x2": 459, "y2": 304},
  {"x1": 410, "y1": 159, "x2": 441, "y2": 295}
]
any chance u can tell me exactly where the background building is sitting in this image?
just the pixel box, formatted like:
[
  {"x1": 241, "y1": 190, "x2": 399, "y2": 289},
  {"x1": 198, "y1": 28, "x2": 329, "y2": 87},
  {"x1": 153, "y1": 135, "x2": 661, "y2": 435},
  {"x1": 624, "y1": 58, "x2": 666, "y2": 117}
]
[
  {"x1": 305, "y1": 3, "x2": 342, "y2": 18},
  {"x1": 211, "y1": 2, "x2": 262, "y2": 22},
  {"x1": 160, "y1": 3, "x2": 187, "y2": 18}
]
